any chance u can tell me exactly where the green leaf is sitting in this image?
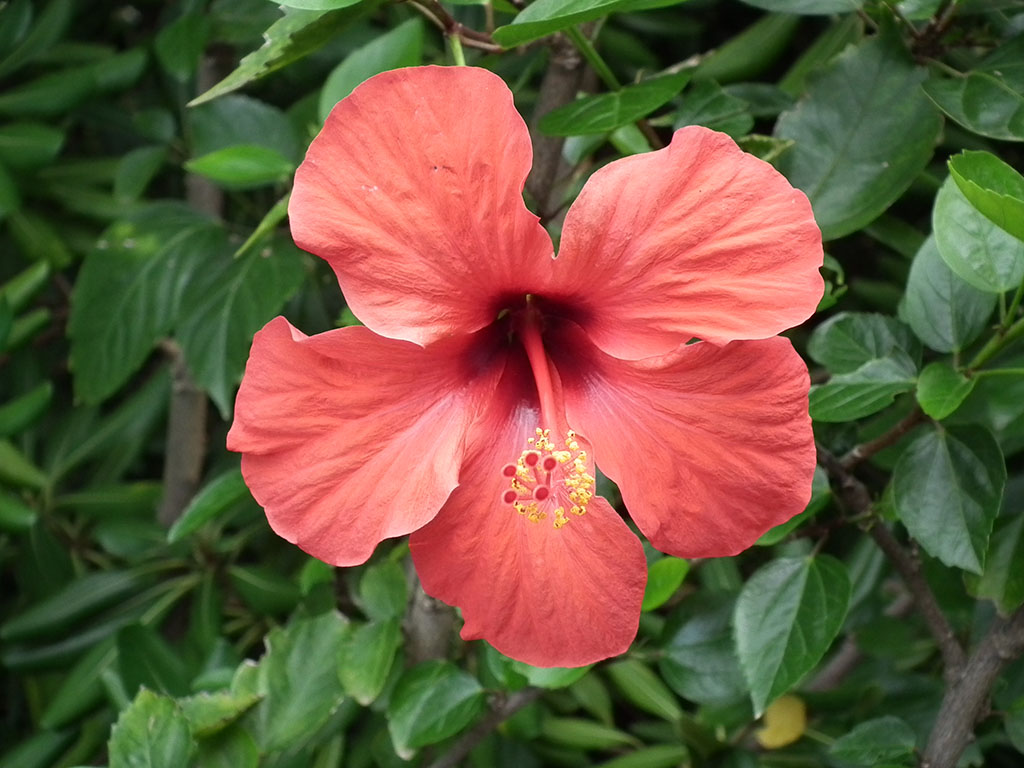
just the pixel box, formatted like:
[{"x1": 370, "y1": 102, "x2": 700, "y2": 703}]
[
  {"x1": 641, "y1": 556, "x2": 689, "y2": 611},
  {"x1": 0, "y1": 161, "x2": 19, "y2": 219},
  {"x1": 605, "y1": 660, "x2": 683, "y2": 722},
  {"x1": 115, "y1": 146, "x2": 168, "y2": 203},
  {"x1": 189, "y1": 95, "x2": 302, "y2": 161},
  {"x1": 179, "y1": 691, "x2": 262, "y2": 738},
  {"x1": 185, "y1": 144, "x2": 295, "y2": 188},
  {"x1": 117, "y1": 624, "x2": 191, "y2": 698},
  {"x1": 275, "y1": 0, "x2": 364, "y2": 8},
  {"x1": 190, "y1": 7, "x2": 365, "y2": 106},
  {"x1": 175, "y1": 238, "x2": 305, "y2": 417},
  {"x1": 2, "y1": 569, "x2": 152, "y2": 641},
  {"x1": 660, "y1": 595, "x2": 746, "y2": 705},
  {"x1": 493, "y1": 0, "x2": 690, "y2": 48},
  {"x1": 168, "y1": 469, "x2": 249, "y2": 543},
  {"x1": 358, "y1": 560, "x2": 407, "y2": 621},
  {"x1": 738, "y1": 0, "x2": 862, "y2": 12},
  {"x1": 108, "y1": 689, "x2": 195, "y2": 768},
  {"x1": 68, "y1": 204, "x2": 219, "y2": 404},
  {"x1": 808, "y1": 312, "x2": 920, "y2": 374},
  {"x1": 829, "y1": 716, "x2": 917, "y2": 765},
  {"x1": 693, "y1": 13, "x2": 799, "y2": 84},
  {"x1": 229, "y1": 565, "x2": 302, "y2": 616},
  {"x1": 734, "y1": 555, "x2": 851, "y2": 715},
  {"x1": 778, "y1": 13, "x2": 864, "y2": 97},
  {"x1": 916, "y1": 362, "x2": 976, "y2": 420},
  {"x1": 39, "y1": 637, "x2": 117, "y2": 729},
  {"x1": 0, "y1": 490, "x2": 36, "y2": 533},
  {"x1": 949, "y1": 150, "x2": 1024, "y2": 243},
  {"x1": 388, "y1": 660, "x2": 485, "y2": 756},
  {"x1": 969, "y1": 505, "x2": 1024, "y2": 615},
  {"x1": 337, "y1": 618, "x2": 402, "y2": 705},
  {"x1": 933, "y1": 176, "x2": 1024, "y2": 293},
  {"x1": 902, "y1": 236, "x2": 996, "y2": 353},
  {"x1": 0, "y1": 123, "x2": 63, "y2": 169},
  {"x1": 154, "y1": 14, "x2": 210, "y2": 80},
  {"x1": 318, "y1": 18, "x2": 424, "y2": 122},
  {"x1": 592, "y1": 746, "x2": 690, "y2": 768},
  {"x1": 540, "y1": 70, "x2": 690, "y2": 136},
  {"x1": 810, "y1": 356, "x2": 918, "y2": 422},
  {"x1": 758, "y1": 465, "x2": 831, "y2": 545},
  {"x1": 923, "y1": 70, "x2": 1024, "y2": 142},
  {"x1": 540, "y1": 718, "x2": 640, "y2": 751},
  {"x1": 775, "y1": 33, "x2": 940, "y2": 240},
  {"x1": 0, "y1": 0, "x2": 74, "y2": 80},
  {"x1": 511, "y1": 660, "x2": 591, "y2": 688},
  {"x1": 674, "y1": 80, "x2": 753, "y2": 137},
  {"x1": 0, "y1": 381, "x2": 53, "y2": 437},
  {"x1": 232, "y1": 612, "x2": 348, "y2": 752},
  {"x1": 893, "y1": 425, "x2": 1005, "y2": 573}
]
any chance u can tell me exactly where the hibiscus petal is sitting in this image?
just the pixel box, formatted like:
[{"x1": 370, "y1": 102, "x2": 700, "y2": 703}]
[
  {"x1": 410, "y1": 362, "x2": 646, "y2": 668},
  {"x1": 227, "y1": 316, "x2": 503, "y2": 566},
  {"x1": 553, "y1": 126, "x2": 823, "y2": 358},
  {"x1": 290, "y1": 66, "x2": 553, "y2": 346},
  {"x1": 560, "y1": 329, "x2": 815, "y2": 558}
]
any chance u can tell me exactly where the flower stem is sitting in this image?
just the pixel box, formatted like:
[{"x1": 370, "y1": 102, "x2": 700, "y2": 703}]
[
  {"x1": 564, "y1": 25, "x2": 620, "y2": 90},
  {"x1": 449, "y1": 32, "x2": 467, "y2": 66}
]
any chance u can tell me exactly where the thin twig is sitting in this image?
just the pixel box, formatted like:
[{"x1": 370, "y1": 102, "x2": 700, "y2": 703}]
[
  {"x1": 426, "y1": 688, "x2": 543, "y2": 768},
  {"x1": 868, "y1": 523, "x2": 966, "y2": 679},
  {"x1": 840, "y1": 407, "x2": 927, "y2": 470},
  {"x1": 408, "y1": 0, "x2": 503, "y2": 52},
  {"x1": 922, "y1": 606, "x2": 1024, "y2": 768},
  {"x1": 816, "y1": 445, "x2": 966, "y2": 679}
]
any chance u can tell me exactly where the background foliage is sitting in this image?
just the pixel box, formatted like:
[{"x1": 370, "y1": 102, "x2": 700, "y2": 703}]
[{"x1": 2, "y1": 0, "x2": 1024, "y2": 766}]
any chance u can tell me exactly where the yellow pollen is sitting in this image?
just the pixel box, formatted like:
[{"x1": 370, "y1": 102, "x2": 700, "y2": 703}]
[{"x1": 500, "y1": 428, "x2": 595, "y2": 530}]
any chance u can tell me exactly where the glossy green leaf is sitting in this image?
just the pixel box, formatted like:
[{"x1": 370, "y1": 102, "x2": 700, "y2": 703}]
[
  {"x1": 592, "y1": 746, "x2": 690, "y2": 768},
  {"x1": 948, "y1": 150, "x2": 1024, "y2": 243},
  {"x1": 39, "y1": 637, "x2": 116, "y2": 729},
  {"x1": 605, "y1": 659, "x2": 683, "y2": 722},
  {"x1": 175, "y1": 238, "x2": 305, "y2": 417},
  {"x1": 0, "y1": 123, "x2": 63, "y2": 170},
  {"x1": 117, "y1": 624, "x2": 191, "y2": 698},
  {"x1": 115, "y1": 146, "x2": 167, "y2": 203},
  {"x1": 641, "y1": 556, "x2": 689, "y2": 611},
  {"x1": 739, "y1": 0, "x2": 862, "y2": 12},
  {"x1": 924, "y1": 71, "x2": 1024, "y2": 142},
  {"x1": 0, "y1": 261, "x2": 49, "y2": 313},
  {"x1": 108, "y1": 689, "x2": 194, "y2": 768},
  {"x1": 933, "y1": 176, "x2": 1024, "y2": 293},
  {"x1": 511, "y1": 660, "x2": 591, "y2": 689},
  {"x1": 810, "y1": 356, "x2": 918, "y2": 422},
  {"x1": 68, "y1": 204, "x2": 219, "y2": 404},
  {"x1": 916, "y1": 362, "x2": 976, "y2": 420},
  {"x1": 388, "y1": 660, "x2": 485, "y2": 756},
  {"x1": 0, "y1": 381, "x2": 53, "y2": 437},
  {"x1": 778, "y1": 13, "x2": 863, "y2": 97},
  {"x1": 540, "y1": 70, "x2": 690, "y2": 136},
  {"x1": 734, "y1": 555, "x2": 851, "y2": 715},
  {"x1": 808, "y1": 312, "x2": 920, "y2": 374},
  {"x1": 660, "y1": 595, "x2": 746, "y2": 705},
  {"x1": 232, "y1": 612, "x2": 348, "y2": 752},
  {"x1": 674, "y1": 80, "x2": 753, "y2": 138},
  {"x1": 358, "y1": 560, "x2": 408, "y2": 621},
  {"x1": 168, "y1": 469, "x2": 249, "y2": 542},
  {"x1": 318, "y1": 18, "x2": 424, "y2": 121},
  {"x1": 189, "y1": 95, "x2": 302, "y2": 161},
  {"x1": 179, "y1": 691, "x2": 262, "y2": 738},
  {"x1": 229, "y1": 565, "x2": 302, "y2": 616},
  {"x1": 694, "y1": 13, "x2": 799, "y2": 84},
  {"x1": 775, "y1": 33, "x2": 940, "y2": 240},
  {"x1": 902, "y1": 236, "x2": 996, "y2": 353},
  {"x1": 0, "y1": 440, "x2": 46, "y2": 489},
  {"x1": 2, "y1": 569, "x2": 152, "y2": 641},
  {"x1": 190, "y1": 8, "x2": 364, "y2": 106},
  {"x1": 893, "y1": 425, "x2": 1005, "y2": 573},
  {"x1": 154, "y1": 14, "x2": 209, "y2": 80},
  {"x1": 969, "y1": 506, "x2": 1024, "y2": 615},
  {"x1": 337, "y1": 618, "x2": 401, "y2": 705},
  {"x1": 493, "y1": 0, "x2": 690, "y2": 48},
  {"x1": 275, "y1": 0, "x2": 364, "y2": 8},
  {"x1": 829, "y1": 716, "x2": 916, "y2": 765},
  {"x1": 0, "y1": 0, "x2": 73, "y2": 79},
  {"x1": 0, "y1": 490, "x2": 36, "y2": 533},
  {"x1": 0, "y1": 730, "x2": 76, "y2": 768},
  {"x1": 540, "y1": 718, "x2": 640, "y2": 751},
  {"x1": 185, "y1": 144, "x2": 295, "y2": 188}
]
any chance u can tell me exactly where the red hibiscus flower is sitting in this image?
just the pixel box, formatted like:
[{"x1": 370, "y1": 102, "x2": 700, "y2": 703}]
[{"x1": 227, "y1": 66, "x2": 823, "y2": 668}]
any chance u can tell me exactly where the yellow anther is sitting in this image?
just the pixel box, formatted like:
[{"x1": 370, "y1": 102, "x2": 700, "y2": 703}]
[{"x1": 500, "y1": 428, "x2": 594, "y2": 530}]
